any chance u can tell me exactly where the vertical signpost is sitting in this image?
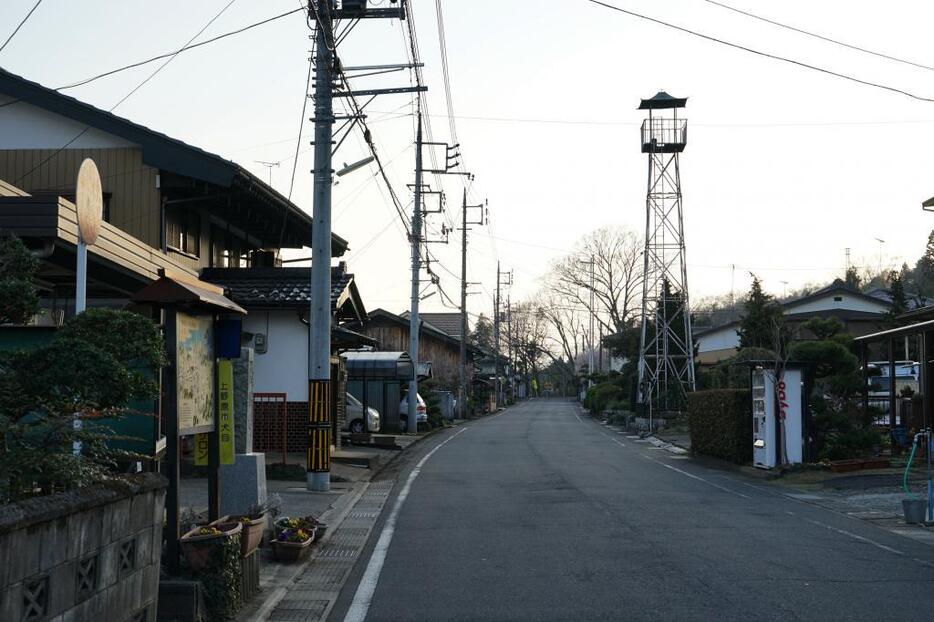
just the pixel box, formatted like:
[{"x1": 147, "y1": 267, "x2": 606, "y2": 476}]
[{"x1": 72, "y1": 158, "x2": 103, "y2": 455}]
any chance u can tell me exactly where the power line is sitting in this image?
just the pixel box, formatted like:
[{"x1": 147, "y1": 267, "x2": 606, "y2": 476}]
[
  {"x1": 276, "y1": 39, "x2": 316, "y2": 258},
  {"x1": 15, "y1": 0, "x2": 241, "y2": 184},
  {"x1": 56, "y1": 6, "x2": 305, "y2": 92},
  {"x1": 0, "y1": 0, "x2": 43, "y2": 55},
  {"x1": 701, "y1": 0, "x2": 934, "y2": 73},
  {"x1": 585, "y1": 0, "x2": 934, "y2": 104}
]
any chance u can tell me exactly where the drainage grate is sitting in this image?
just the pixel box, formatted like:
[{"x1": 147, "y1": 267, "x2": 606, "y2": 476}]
[
  {"x1": 348, "y1": 510, "x2": 380, "y2": 519},
  {"x1": 269, "y1": 601, "x2": 329, "y2": 622},
  {"x1": 316, "y1": 545, "x2": 359, "y2": 559},
  {"x1": 295, "y1": 560, "x2": 352, "y2": 589},
  {"x1": 329, "y1": 530, "x2": 369, "y2": 548}
]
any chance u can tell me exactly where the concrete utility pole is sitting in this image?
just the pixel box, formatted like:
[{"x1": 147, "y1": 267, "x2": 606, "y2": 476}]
[
  {"x1": 307, "y1": 2, "x2": 335, "y2": 492},
  {"x1": 458, "y1": 191, "x2": 484, "y2": 419},
  {"x1": 459, "y1": 189, "x2": 468, "y2": 419},
  {"x1": 589, "y1": 254, "x2": 595, "y2": 382},
  {"x1": 494, "y1": 261, "x2": 501, "y2": 408},
  {"x1": 407, "y1": 113, "x2": 424, "y2": 434},
  {"x1": 306, "y1": 1, "x2": 410, "y2": 489},
  {"x1": 507, "y1": 294, "x2": 513, "y2": 402}
]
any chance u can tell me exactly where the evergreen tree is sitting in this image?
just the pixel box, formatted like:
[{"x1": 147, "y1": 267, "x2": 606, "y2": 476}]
[
  {"x1": 737, "y1": 275, "x2": 783, "y2": 351},
  {"x1": 915, "y1": 230, "x2": 934, "y2": 296},
  {"x1": 0, "y1": 235, "x2": 40, "y2": 326},
  {"x1": 884, "y1": 270, "x2": 909, "y2": 326},
  {"x1": 843, "y1": 266, "x2": 861, "y2": 290},
  {"x1": 469, "y1": 313, "x2": 494, "y2": 351}
]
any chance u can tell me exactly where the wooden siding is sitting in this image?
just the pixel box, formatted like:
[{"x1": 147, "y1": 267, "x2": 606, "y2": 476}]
[
  {"x1": 364, "y1": 323, "x2": 467, "y2": 391},
  {"x1": 0, "y1": 148, "x2": 161, "y2": 248}
]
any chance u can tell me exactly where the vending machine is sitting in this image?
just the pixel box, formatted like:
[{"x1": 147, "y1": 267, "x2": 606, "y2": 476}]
[{"x1": 751, "y1": 366, "x2": 804, "y2": 469}]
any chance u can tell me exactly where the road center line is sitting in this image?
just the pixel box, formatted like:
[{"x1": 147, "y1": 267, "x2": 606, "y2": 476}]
[{"x1": 344, "y1": 427, "x2": 468, "y2": 622}]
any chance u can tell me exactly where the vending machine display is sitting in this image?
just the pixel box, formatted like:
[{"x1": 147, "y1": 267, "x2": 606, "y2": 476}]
[{"x1": 751, "y1": 367, "x2": 804, "y2": 469}]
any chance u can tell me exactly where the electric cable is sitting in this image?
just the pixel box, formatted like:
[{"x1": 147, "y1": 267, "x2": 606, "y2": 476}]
[
  {"x1": 15, "y1": 0, "x2": 240, "y2": 184},
  {"x1": 585, "y1": 0, "x2": 934, "y2": 103},
  {"x1": 56, "y1": 6, "x2": 305, "y2": 92},
  {"x1": 701, "y1": 0, "x2": 934, "y2": 73},
  {"x1": 0, "y1": 0, "x2": 43, "y2": 55}
]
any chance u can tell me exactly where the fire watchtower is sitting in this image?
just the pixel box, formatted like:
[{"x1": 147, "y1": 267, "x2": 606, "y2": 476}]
[{"x1": 637, "y1": 91, "x2": 695, "y2": 416}]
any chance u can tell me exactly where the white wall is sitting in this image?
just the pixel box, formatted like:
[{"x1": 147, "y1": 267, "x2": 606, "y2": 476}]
[
  {"x1": 697, "y1": 325, "x2": 740, "y2": 353},
  {"x1": 0, "y1": 96, "x2": 135, "y2": 149},
  {"x1": 785, "y1": 293, "x2": 888, "y2": 315},
  {"x1": 243, "y1": 310, "x2": 309, "y2": 401}
]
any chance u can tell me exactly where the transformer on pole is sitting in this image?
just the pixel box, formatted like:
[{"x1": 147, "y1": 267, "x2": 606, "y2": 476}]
[{"x1": 637, "y1": 91, "x2": 695, "y2": 416}]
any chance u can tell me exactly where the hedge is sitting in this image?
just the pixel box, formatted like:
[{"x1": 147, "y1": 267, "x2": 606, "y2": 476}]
[{"x1": 687, "y1": 389, "x2": 752, "y2": 464}]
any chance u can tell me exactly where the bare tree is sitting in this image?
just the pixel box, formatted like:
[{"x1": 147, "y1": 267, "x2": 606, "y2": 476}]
[
  {"x1": 548, "y1": 226, "x2": 643, "y2": 336},
  {"x1": 535, "y1": 290, "x2": 585, "y2": 375}
]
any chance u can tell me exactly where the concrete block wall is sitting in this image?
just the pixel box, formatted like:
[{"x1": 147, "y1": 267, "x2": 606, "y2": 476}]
[{"x1": 0, "y1": 473, "x2": 168, "y2": 622}]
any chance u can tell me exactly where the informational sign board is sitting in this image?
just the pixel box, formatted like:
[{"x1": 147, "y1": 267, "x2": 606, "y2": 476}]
[
  {"x1": 176, "y1": 312, "x2": 215, "y2": 434},
  {"x1": 194, "y1": 433, "x2": 209, "y2": 466},
  {"x1": 218, "y1": 359, "x2": 235, "y2": 465}
]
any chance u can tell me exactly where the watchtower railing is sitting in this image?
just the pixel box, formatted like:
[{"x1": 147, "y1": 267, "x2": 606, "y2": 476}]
[{"x1": 641, "y1": 118, "x2": 687, "y2": 153}]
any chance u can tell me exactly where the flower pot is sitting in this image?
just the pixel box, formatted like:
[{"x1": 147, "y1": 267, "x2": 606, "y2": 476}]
[
  {"x1": 903, "y1": 498, "x2": 928, "y2": 524},
  {"x1": 271, "y1": 529, "x2": 316, "y2": 563},
  {"x1": 232, "y1": 514, "x2": 266, "y2": 557},
  {"x1": 180, "y1": 521, "x2": 243, "y2": 572}
]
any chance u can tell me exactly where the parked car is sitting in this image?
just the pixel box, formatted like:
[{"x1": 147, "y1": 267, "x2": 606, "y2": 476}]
[
  {"x1": 399, "y1": 392, "x2": 428, "y2": 431},
  {"x1": 345, "y1": 393, "x2": 380, "y2": 434}
]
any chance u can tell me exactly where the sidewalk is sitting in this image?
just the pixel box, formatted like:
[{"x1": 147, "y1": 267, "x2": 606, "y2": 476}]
[{"x1": 229, "y1": 422, "x2": 460, "y2": 621}]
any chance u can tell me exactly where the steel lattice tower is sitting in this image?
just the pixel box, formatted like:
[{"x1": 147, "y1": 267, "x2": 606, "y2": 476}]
[{"x1": 637, "y1": 91, "x2": 695, "y2": 414}]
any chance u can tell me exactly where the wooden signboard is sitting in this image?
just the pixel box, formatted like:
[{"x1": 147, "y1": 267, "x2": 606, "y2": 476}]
[{"x1": 175, "y1": 312, "x2": 215, "y2": 434}]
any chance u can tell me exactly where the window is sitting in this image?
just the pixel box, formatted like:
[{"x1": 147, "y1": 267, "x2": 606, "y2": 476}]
[
  {"x1": 166, "y1": 207, "x2": 201, "y2": 257},
  {"x1": 211, "y1": 226, "x2": 249, "y2": 267}
]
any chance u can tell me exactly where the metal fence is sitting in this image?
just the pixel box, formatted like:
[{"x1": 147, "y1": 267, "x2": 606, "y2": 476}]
[{"x1": 253, "y1": 392, "x2": 288, "y2": 465}]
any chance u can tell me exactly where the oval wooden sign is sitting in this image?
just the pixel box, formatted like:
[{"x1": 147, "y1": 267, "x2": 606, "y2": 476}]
[{"x1": 75, "y1": 158, "x2": 103, "y2": 246}]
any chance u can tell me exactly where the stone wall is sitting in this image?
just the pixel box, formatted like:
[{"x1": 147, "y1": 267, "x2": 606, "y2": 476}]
[{"x1": 0, "y1": 473, "x2": 168, "y2": 622}]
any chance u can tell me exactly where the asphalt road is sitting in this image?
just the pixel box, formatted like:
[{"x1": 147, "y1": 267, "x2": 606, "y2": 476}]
[{"x1": 331, "y1": 398, "x2": 934, "y2": 621}]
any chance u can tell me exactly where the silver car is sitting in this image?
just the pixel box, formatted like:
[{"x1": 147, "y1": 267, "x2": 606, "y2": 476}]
[{"x1": 345, "y1": 393, "x2": 380, "y2": 433}]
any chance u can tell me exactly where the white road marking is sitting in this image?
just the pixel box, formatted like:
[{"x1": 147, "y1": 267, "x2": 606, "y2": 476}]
[
  {"x1": 802, "y1": 516, "x2": 907, "y2": 557},
  {"x1": 639, "y1": 454, "x2": 751, "y2": 499},
  {"x1": 344, "y1": 427, "x2": 468, "y2": 622}
]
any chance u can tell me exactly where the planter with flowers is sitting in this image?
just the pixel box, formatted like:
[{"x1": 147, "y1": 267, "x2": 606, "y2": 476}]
[
  {"x1": 275, "y1": 515, "x2": 328, "y2": 538},
  {"x1": 180, "y1": 520, "x2": 242, "y2": 572},
  {"x1": 228, "y1": 514, "x2": 266, "y2": 557},
  {"x1": 270, "y1": 526, "x2": 316, "y2": 563}
]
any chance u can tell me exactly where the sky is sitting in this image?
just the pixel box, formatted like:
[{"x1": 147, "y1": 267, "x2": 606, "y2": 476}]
[{"x1": 3, "y1": 0, "x2": 934, "y2": 323}]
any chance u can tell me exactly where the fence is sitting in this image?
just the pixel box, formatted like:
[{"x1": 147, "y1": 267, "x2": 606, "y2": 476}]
[{"x1": 253, "y1": 392, "x2": 288, "y2": 465}]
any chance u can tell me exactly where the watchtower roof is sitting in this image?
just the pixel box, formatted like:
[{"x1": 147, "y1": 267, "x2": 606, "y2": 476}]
[{"x1": 638, "y1": 91, "x2": 687, "y2": 110}]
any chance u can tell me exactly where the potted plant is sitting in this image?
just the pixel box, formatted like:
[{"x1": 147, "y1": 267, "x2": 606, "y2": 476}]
[
  {"x1": 180, "y1": 521, "x2": 242, "y2": 572},
  {"x1": 229, "y1": 501, "x2": 274, "y2": 557},
  {"x1": 275, "y1": 515, "x2": 328, "y2": 539},
  {"x1": 270, "y1": 526, "x2": 316, "y2": 562}
]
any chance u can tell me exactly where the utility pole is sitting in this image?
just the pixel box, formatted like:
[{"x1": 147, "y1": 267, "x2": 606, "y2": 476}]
[
  {"x1": 494, "y1": 261, "x2": 501, "y2": 409},
  {"x1": 579, "y1": 256, "x2": 596, "y2": 386},
  {"x1": 307, "y1": 1, "x2": 335, "y2": 492},
  {"x1": 458, "y1": 190, "x2": 484, "y2": 419},
  {"x1": 306, "y1": 0, "x2": 409, "y2": 491},
  {"x1": 507, "y1": 294, "x2": 513, "y2": 403},
  {"x1": 459, "y1": 189, "x2": 468, "y2": 419},
  {"x1": 589, "y1": 254, "x2": 595, "y2": 382},
  {"x1": 494, "y1": 264, "x2": 513, "y2": 407},
  {"x1": 407, "y1": 112, "x2": 424, "y2": 434}
]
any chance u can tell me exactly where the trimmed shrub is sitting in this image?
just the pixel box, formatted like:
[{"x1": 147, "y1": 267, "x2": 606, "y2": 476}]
[
  {"x1": 687, "y1": 389, "x2": 752, "y2": 464},
  {"x1": 583, "y1": 382, "x2": 623, "y2": 414}
]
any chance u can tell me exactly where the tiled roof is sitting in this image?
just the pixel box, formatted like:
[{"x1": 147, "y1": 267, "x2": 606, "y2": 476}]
[
  {"x1": 201, "y1": 266, "x2": 354, "y2": 312},
  {"x1": 402, "y1": 312, "x2": 463, "y2": 338}
]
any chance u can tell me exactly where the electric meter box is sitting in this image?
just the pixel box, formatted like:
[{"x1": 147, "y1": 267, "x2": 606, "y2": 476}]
[{"x1": 751, "y1": 367, "x2": 804, "y2": 469}]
